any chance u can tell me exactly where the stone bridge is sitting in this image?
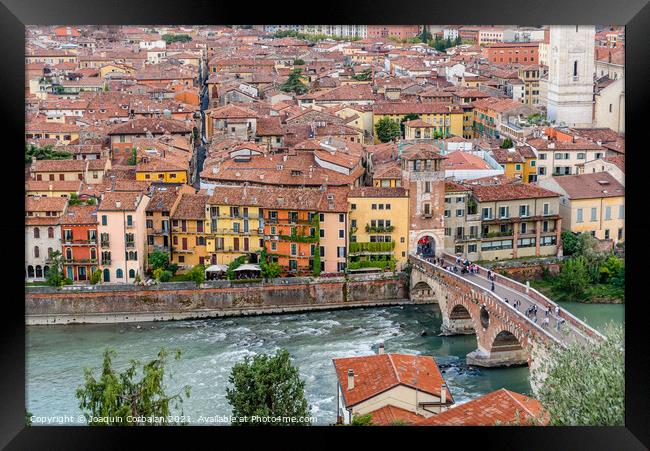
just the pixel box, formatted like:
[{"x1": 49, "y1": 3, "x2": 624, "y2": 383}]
[{"x1": 409, "y1": 253, "x2": 605, "y2": 373}]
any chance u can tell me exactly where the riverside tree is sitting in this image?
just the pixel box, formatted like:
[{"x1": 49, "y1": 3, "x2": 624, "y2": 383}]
[
  {"x1": 532, "y1": 324, "x2": 624, "y2": 425},
  {"x1": 76, "y1": 348, "x2": 191, "y2": 426},
  {"x1": 226, "y1": 349, "x2": 310, "y2": 425}
]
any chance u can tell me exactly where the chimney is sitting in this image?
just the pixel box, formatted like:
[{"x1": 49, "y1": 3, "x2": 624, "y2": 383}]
[
  {"x1": 440, "y1": 383, "x2": 447, "y2": 405},
  {"x1": 115, "y1": 201, "x2": 121, "y2": 208},
  {"x1": 347, "y1": 369, "x2": 355, "y2": 390},
  {"x1": 377, "y1": 343, "x2": 385, "y2": 354}
]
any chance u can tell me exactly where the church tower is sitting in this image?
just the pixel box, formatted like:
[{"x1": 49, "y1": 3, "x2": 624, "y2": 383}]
[{"x1": 547, "y1": 25, "x2": 596, "y2": 127}]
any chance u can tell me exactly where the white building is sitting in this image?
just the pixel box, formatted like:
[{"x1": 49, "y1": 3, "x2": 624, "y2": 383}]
[{"x1": 546, "y1": 25, "x2": 595, "y2": 127}]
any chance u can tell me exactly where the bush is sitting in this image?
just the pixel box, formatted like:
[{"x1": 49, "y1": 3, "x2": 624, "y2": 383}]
[
  {"x1": 184, "y1": 264, "x2": 205, "y2": 286},
  {"x1": 158, "y1": 270, "x2": 172, "y2": 282},
  {"x1": 598, "y1": 255, "x2": 624, "y2": 284},
  {"x1": 557, "y1": 256, "x2": 591, "y2": 298}
]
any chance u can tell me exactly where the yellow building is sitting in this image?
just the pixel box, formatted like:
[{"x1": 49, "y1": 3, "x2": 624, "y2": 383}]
[
  {"x1": 372, "y1": 103, "x2": 464, "y2": 143},
  {"x1": 25, "y1": 179, "x2": 81, "y2": 198},
  {"x1": 490, "y1": 146, "x2": 538, "y2": 183},
  {"x1": 372, "y1": 161, "x2": 402, "y2": 188},
  {"x1": 539, "y1": 172, "x2": 625, "y2": 243},
  {"x1": 135, "y1": 158, "x2": 188, "y2": 184},
  {"x1": 205, "y1": 187, "x2": 265, "y2": 265},
  {"x1": 170, "y1": 193, "x2": 210, "y2": 270},
  {"x1": 347, "y1": 187, "x2": 410, "y2": 271}
]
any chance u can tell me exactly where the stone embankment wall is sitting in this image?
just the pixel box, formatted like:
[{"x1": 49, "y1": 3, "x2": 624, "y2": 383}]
[
  {"x1": 480, "y1": 257, "x2": 562, "y2": 282},
  {"x1": 26, "y1": 274, "x2": 411, "y2": 325}
]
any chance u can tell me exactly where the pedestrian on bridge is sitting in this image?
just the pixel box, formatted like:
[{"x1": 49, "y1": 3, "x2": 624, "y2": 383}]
[
  {"x1": 491, "y1": 280, "x2": 495, "y2": 291},
  {"x1": 542, "y1": 317, "x2": 550, "y2": 329}
]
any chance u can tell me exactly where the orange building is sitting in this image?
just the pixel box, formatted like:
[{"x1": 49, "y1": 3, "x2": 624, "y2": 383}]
[
  {"x1": 262, "y1": 188, "x2": 323, "y2": 276},
  {"x1": 482, "y1": 42, "x2": 539, "y2": 65},
  {"x1": 60, "y1": 205, "x2": 99, "y2": 282}
]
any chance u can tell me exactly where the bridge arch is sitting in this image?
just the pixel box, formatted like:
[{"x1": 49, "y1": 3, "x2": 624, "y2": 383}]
[
  {"x1": 449, "y1": 304, "x2": 471, "y2": 320},
  {"x1": 411, "y1": 280, "x2": 436, "y2": 303}
]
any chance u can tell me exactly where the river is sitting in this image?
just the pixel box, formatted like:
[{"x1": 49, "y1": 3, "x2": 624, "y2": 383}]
[{"x1": 26, "y1": 302, "x2": 623, "y2": 425}]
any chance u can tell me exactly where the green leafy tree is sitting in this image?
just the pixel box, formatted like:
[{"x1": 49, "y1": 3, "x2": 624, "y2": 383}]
[
  {"x1": 375, "y1": 117, "x2": 402, "y2": 143},
  {"x1": 184, "y1": 264, "x2": 205, "y2": 286},
  {"x1": 127, "y1": 148, "x2": 138, "y2": 166},
  {"x1": 149, "y1": 251, "x2": 170, "y2": 272},
  {"x1": 500, "y1": 138, "x2": 514, "y2": 149},
  {"x1": 417, "y1": 25, "x2": 432, "y2": 43},
  {"x1": 46, "y1": 251, "x2": 65, "y2": 287},
  {"x1": 259, "y1": 248, "x2": 281, "y2": 280},
  {"x1": 532, "y1": 324, "x2": 624, "y2": 425},
  {"x1": 90, "y1": 270, "x2": 102, "y2": 285},
  {"x1": 352, "y1": 68, "x2": 372, "y2": 81},
  {"x1": 76, "y1": 348, "x2": 191, "y2": 426},
  {"x1": 25, "y1": 143, "x2": 73, "y2": 164},
  {"x1": 561, "y1": 231, "x2": 579, "y2": 256},
  {"x1": 293, "y1": 58, "x2": 305, "y2": 66},
  {"x1": 280, "y1": 69, "x2": 308, "y2": 95},
  {"x1": 86, "y1": 197, "x2": 97, "y2": 206},
  {"x1": 599, "y1": 255, "x2": 624, "y2": 284},
  {"x1": 68, "y1": 193, "x2": 84, "y2": 206},
  {"x1": 226, "y1": 255, "x2": 247, "y2": 280},
  {"x1": 557, "y1": 256, "x2": 591, "y2": 297},
  {"x1": 162, "y1": 34, "x2": 192, "y2": 44},
  {"x1": 350, "y1": 413, "x2": 374, "y2": 425},
  {"x1": 454, "y1": 35, "x2": 462, "y2": 46},
  {"x1": 226, "y1": 349, "x2": 310, "y2": 426}
]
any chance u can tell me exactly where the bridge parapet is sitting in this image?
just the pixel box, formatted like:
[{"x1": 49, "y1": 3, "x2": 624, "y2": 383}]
[{"x1": 439, "y1": 252, "x2": 606, "y2": 344}]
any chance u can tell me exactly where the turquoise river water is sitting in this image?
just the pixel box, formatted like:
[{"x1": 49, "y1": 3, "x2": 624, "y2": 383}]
[{"x1": 26, "y1": 301, "x2": 623, "y2": 425}]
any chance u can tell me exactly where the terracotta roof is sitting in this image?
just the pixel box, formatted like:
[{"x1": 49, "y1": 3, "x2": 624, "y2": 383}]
[
  {"x1": 404, "y1": 119, "x2": 435, "y2": 128},
  {"x1": 470, "y1": 183, "x2": 559, "y2": 201},
  {"x1": 108, "y1": 118, "x2": 192, "y2": 136},
  {"x1": 59, "y1": 205, "x2": 98, "y2": 225},
  {"x1": 603, "y1": 155, "x2": 625, "y2": 172},
  {"x1": 368, "y1": 405, "x2": 425, "y2": 426},
  {"x1": 208, "y1": 103, "x2": 259, "y2": 119},
  {"x1": 401, "y1": 143, "x2": 446, "y2": 161},
  {"x1": 373, "y1": 102, "x2": 461, "y2": 115},
  {"x1": 31, "y1": 159, "x2": 86, "y2": 173},
  {"x1": 442, "y1": 151, "x2": 490, "y2": 170},
  {"x1": 491, "y1": 148, "x2": 525, "y2": 164},
  {"x1": 418, "y1": 389, "x2": 547, "y2": 426},
  {"x1": 25, "y1": 196, "x2": 68, "y2": 212},
  {"x1": 527, "y1": 138, "x2": 605, "y2": 151},
  {"x1": 146, "y1": 189, "x2": 180, "y2": 212},
  {"x1": 332, "y1": 354, "x2": 452, "y2": 407},
  {"x1": 445, "y1": 181, "x2": 470, "y2": 192},
  {"x1": 26, "y1": 180, "x2": 82, "y2": 192},
  {"x1": 548, "y1": 172, "x2": 624, "y2": 199},
  {"x1": 171, "y1": 193, "x2": 208, "y2": 219},
  {"x1": 98, "y1": 191, "x2": 146, "y2": 211}
]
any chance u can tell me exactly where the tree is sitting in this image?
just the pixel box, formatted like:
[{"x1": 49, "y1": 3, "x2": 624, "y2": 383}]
[
  {"x1": 25, "y1": 143, "x2": 72, "y2": 164},
  {"x1": 454, "y1": 35, "x2": 462, "y2": 46},
  {"x1": 226, "y1": 255, "x2": 247, "y2": 280},
  {"x1": 280, "y1": 69, "x2": 308, "y2": 95},
  {"x1": 162, "y1": 34, "x2": 192, "y2": 44},
  {"x1": 532, "y1": 324, "x2": 624, "y2": 425},
  {"x1": 225, "y1": 349, "x2": 310, "y2": 425},
  {"x1": 149, "y1": 251, "x2": 170, "y2": 272},
  {"x1": 259, "y1": 248, "x2": 281, "y2": 280},
  {"x1": 561, "y1": 231, "x2": 579, "y2": 256},
  {"x1": 46, "y1": 251, "x2": 65, "y2": 287},
  {"x1": 184, "y1": 264, "x2": 205, "y2": 286},
  {"x1": 375, "y1": 117, "x2": 402, "y2": 143},
  {"x1": 127, "y1": 148, "x2": 137, "y2": 166},
  {"x1": 417, "y1": 25, "x2": 432, "y2": 43},
  {"x1": 500, "y1": 138, "x2": 514, "y2": 149},
  {"x1": 90, "y1": 270, "x2": 102, "y2": 285},
  {"x1": 557, "y1": 256, "x2": 591, "y2": 297},
  {"x1": 293, "y1": 58, "x2": 305, "y2": 66},
  {"x1": 599, "y1": 255, "x2": 624, "y2": 284},
  {"x1": 350, "y1": 413, "x2": 374, "y2": 426},
  {"x1": 352, "y1": 68, "x2": 372, "y2": 81},
  {"x1": 68, "y1": 193, "x2": 84, "y2": 206},
  {"x1": 76, "y1": 348, "x2": 191, "y2": 426}
]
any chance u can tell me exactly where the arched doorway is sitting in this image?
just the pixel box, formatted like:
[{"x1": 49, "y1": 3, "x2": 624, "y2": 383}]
[
  {"x1": 416, "y1": 235, "x2": 435, "y2": 258},
  {"x1": 103, "y1": 268, "x2": 110, "y2": 282}
]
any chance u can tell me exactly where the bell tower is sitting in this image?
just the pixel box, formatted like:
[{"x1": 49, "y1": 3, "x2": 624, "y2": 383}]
[{"x1": 547, "y1": 25, "x2": 596, "y2": 127}]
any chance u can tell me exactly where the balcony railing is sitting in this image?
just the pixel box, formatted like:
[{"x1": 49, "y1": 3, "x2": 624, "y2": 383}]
[
  {"x1": 482, "y1": 231, "x2": 513, "y2": 239},
  {"x1": 64, "y1": 258, "x2": 98, "y2": 264},
  {"x1": 100, "y1": 240, "x2": 110, "y2": 248},
  {"x1": 125, "y1": 241, "x2": 135, "y2": 248},
  {"x1": 101, "y1": 259, "x2": 111, "y2": 265},
  {"x1": 63, "y1": 239, "x2": 97, "y2": 245},
  {"x1": 365, "y1": 224, "x2": 395, "y2": 233}
]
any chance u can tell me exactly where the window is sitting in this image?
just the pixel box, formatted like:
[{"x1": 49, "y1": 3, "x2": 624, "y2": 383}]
[
  {"x1": 515, "y1": 164, "x2": 522, "y2": 171},
  {"x1": 339, "y1": 213, "x2": 345, "y2": 223},
  {"x1": 591, "y1": 207, "x2": 597, "y2": 222},
  {"x1": 48, "y1": 227, "x2": 54, "y2": 238},
  {"x1": 468, "y1": 244, "x2": 477, "y2": 253},
  {"x1": 499, "y1": 206, "x2": 509, "y2": 219},
  {"x1": 378, "y1": 204, "x2": 384, "y2": 210},
  {"x1": 424, "y1": 181, "x2": 431, "y2": 193},
  {"x1": 319, "y1": 229, "x2": 325, "y2": 238},
  {"x1": 517, "y1": 237, "x2": 535, "y2": 248},
  {"x1": 619, "y1": 205, "x2": 624, "y2": 219},
  {"x1": 539, "y1": 153, "x2": 547, "y2": 160},
  {"x1": 444, "y1": 209, "x2": 450, "y2": 218},
  {"x1": 339, "y1": 229, "x2": 344, "y2": 239},
  {"x1": 543, "y1": 203, "x2": 550, "y2": 215},
  {"x1": 444, "y1": 228, "x2": 451, "y2": 236},
  {"x1": 540, "y1": 236, "x2": 556, "y2": 246},
  {"x1": 573, "y1": 60, "x2": 578, "y2": 77},
  {"x1": 482, "y1": 207, "x2": 492, "y2": 220},
  {"x1": 319, "y1": 213, "x2": 325, "y2": 222},
  {"x1": 618, "y1": 227, "x2": 624, "y2": 240},
  {"x1": 351, "y1": 203, "x2": 356, "y2": 210},
  {"x1": 101, "y1": 215, "x2": 107, "y2": 226},
  {"x1": 33, "y1": 228, "x2": 40, "y2": 238},
  {"x1": 520, "y1": 223, "x2": 527, "y2": 234},
  {"x1": 290, "y1": 243, "x2": 297, "y2": 256},
  {"x1": 604, "y1": 229, "x2": 610, "y2": 240},
  {"x1": 129, "y1": 269, "x2": 136, "y2": 279},
  {"x1": 271, "y1": 241, "x2": 277, "y2": 251},
  {"x1": 386, "y1": 204, "x2": 391, "y2": 210},
  {"x1": 519, "y1": 205, "x2": 529, "y2": 217},
  {"x1": 456, "y1": 209, "x2": 463, "y2": 217},
  {"x1": 116, "y1": 269, "x2": 123, "y2": 279},
  {"x1": 34, "y1": 246, "x2": 40, "y2": 258},
  {"x1": 576, "y1": 208, "x2": 583, "y2": 223},
  {"x1": 127, "y1": 215, "x2": 133, "y2": 226},
  {"x1": 577, "y1": 153, "x2": 586, "y2": 160},
  {"x1": 605, "y1": 206, "x2": 612, "y2": 220},
  {"x1": 371, "y1": 204, "x2": 377, "y2": 210},
  {"x1": 538, "y1": 167, "x2": 547, "y2": 175},
  {"x1": 319, "y1": 246, "x2": 325, "y2": 257}
]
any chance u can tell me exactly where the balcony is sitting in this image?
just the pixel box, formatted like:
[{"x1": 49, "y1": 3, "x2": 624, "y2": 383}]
[
  {"x1": 482, "y1": 231, "x2": 513, "y2": 239},
  {"x1": 365, "y1": 224, "x2": 395, "y2": 233},
  {"x1": 101, "y1": 259, "x2": 111, "y2": 265},
  {"x1": 455, "y1": 234, "x2": 480, "y2": 242},
  {"x1": 153, "y1": 228, "x2": 170, "y2": 235},
  {"x1": 100, "y1": 240, "x2": 110, "y2": 248},
  {"x1": 125, "y1": 241, "x2": 135, "y2": 249},
  {"x1": 466, "y1": 213, "x2": 481, "y2": 222},
  {"x1": 64, "y1": 258, "x2": 98, "y2": 264},
  {"x1": 63, "y1": 239, "x2": 97, "y2": 246}
]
